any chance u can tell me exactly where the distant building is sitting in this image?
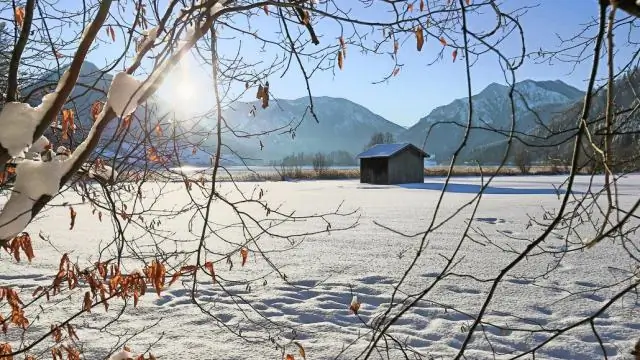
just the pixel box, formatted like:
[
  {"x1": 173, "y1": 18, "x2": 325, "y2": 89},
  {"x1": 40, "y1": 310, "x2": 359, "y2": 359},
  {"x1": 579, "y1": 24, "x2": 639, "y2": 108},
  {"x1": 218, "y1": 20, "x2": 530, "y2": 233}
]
[{"x1": 356, "y1": 143, "x2": 428, "y2": 185}]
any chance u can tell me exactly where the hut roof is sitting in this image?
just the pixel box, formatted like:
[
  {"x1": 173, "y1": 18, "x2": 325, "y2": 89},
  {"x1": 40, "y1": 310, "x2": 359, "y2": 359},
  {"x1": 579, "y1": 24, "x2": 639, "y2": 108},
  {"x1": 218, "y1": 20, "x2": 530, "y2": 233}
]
[{"x1": 356, "y1": 143, "x2": 428, "y2": 159}]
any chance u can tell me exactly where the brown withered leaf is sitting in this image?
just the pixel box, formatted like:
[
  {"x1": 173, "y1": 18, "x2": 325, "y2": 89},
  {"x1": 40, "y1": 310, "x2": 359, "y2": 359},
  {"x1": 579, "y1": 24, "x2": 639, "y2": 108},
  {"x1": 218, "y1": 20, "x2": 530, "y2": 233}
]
[
  {"x1": 294, "y1": 341, "x2": 306, "y2": 359},
  {"x1": 262, "y1": 82, "x2": 270, "y2": 109},
  {"x1": 349, "y1": 295, "x2": 361, "y2": 314},
  {"x1": 256, "y1": 84, "x2": 264, "y2": 99},
  {"x1": 439, "y1": 36, "x2": 447, "y2": 46},
  {"x1": 83, "y1": 291, "x2": 92, "y2": 312},
  {"x1": 169, "y1": 271, "x2": 181, "y2": 287},
  {"x1": 393, "y1": 40, "x2": 399, "y2": 54},
  {"x1": 240, "y1": 248, "x2": 249, "y2": 266},
  {"x1": 263, "y1": 4, "x2": 269, "y2": 15},
  {"x1": 14, "y1": 7, "x2": 25, "y2": 28},
  {"x1": 69, "y1": 206, "x2": 77, "y2": 230},
  {"x1": 392, "y1": 67, "x2": 400, "y2": 77},
  {"x1": 285, "y1": 355, "x2": 294, "y2": 360},
  {"x1": 90, "y1": 101, "x2": 103, "y2": 121},
  {"x1": 67, "y1": 324, "x2": 79, "y2": 341},
  {"x1": 420, "y1": 0, "x2": 425, "y2": 11},
  {"x1": 415, "y1": 26, "x2": 424, "y2": 51},
  {"x1": 337, "y1": 50, "x2": 343, "y2": 70},
  {"x1": 107, "y1": 25, "x2": 116, "y2": 42},
  {"x1": 0, "y1": 343, "x2": 13, "y2": 359},
  {"x1": 452, "y1": 49, "x2": 458, "y2": 62},
  {"x1": 204, "y1": 261, "x2": 216, "y2": 283}
]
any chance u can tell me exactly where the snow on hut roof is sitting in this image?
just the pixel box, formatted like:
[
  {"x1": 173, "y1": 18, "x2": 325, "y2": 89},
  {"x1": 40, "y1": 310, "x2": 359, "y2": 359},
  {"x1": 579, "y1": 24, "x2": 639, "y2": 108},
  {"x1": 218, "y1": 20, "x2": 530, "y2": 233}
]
[{"x1": 356, "y1": 143, "x2": 428, "y2": 159}]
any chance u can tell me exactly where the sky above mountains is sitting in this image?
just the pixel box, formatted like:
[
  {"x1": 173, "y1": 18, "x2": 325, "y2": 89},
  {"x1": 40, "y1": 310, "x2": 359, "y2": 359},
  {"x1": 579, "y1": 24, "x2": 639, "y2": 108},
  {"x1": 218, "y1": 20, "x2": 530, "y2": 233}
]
[{"x1": 49, "y1": 1, "x2": 640, "y2": 127}]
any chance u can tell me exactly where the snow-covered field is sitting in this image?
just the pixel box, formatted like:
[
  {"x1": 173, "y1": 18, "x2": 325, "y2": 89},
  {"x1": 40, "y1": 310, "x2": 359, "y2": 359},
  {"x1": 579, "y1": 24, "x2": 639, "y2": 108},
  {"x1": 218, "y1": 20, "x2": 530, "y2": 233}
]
[{"x1": 2, "y1": 175, "x2": 639, "y2": 359}]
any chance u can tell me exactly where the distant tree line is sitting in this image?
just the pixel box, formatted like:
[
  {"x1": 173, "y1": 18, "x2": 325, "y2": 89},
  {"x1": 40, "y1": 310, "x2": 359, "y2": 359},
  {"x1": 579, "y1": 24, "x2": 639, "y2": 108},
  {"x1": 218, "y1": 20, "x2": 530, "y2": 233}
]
[
  {"x1": 365, "y1": 131, "x2": 395, "y2": 149},
  {"x1": 269, "y1": 150, "x2": 358, "y2": 167}
]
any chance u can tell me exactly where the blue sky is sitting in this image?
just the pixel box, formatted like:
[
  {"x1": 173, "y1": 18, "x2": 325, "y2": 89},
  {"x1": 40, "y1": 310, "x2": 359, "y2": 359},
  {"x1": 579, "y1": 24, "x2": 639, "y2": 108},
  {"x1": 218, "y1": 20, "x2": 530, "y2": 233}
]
[{"x1": 27, "y1": 1, "x2": 640, "y2": 127}]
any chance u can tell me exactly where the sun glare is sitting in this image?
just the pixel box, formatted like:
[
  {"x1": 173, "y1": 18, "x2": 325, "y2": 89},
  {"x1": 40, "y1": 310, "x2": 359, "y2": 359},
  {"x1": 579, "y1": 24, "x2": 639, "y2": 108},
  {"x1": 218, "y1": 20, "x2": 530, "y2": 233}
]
[{"x1": 158, "y1": 55, "x2": 210, "y2": 117}]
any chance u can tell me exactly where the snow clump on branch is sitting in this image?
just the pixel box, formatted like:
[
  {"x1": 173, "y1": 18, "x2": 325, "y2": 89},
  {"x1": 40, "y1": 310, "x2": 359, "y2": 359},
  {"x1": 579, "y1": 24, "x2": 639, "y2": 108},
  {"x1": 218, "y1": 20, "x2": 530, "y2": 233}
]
[{"x1": 0, "y1": 71, "x2": 68, "y2": 157}]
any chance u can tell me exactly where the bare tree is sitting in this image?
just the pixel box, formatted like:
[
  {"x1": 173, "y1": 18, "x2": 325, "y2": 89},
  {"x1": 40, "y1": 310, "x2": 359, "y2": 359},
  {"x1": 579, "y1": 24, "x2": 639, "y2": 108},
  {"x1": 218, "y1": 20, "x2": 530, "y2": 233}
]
[{"x1": 512, "y1": 144, "x2": 532, "y2": 174}]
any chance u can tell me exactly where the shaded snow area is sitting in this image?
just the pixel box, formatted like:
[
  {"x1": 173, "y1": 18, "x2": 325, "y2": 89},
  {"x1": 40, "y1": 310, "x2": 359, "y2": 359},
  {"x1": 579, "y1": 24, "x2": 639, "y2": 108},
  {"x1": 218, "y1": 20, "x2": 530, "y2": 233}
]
[{"x1": 1, "y1": 175, "x2": 639, "y2": 359}]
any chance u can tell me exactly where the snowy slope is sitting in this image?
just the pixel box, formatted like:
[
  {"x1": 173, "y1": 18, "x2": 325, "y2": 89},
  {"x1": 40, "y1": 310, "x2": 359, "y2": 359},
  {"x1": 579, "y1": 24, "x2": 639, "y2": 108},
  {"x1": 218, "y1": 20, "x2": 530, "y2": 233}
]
[
  {"x1": 1, "y1": 175, "x2": 638, "y2": 359},
  {"x1": 208, "y1": 96, "x2": 406, "y2": 161},
  {"x1": 399, "y1": 80, "x2": 584, "y2": 162}
]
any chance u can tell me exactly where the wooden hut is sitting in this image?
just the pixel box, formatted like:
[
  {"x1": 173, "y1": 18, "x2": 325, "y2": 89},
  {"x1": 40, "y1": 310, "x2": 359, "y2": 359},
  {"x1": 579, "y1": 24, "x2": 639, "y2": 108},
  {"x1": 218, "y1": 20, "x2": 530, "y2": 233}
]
[{"x1": 357, "y1": 143, "x2": 428, "y2": 185}]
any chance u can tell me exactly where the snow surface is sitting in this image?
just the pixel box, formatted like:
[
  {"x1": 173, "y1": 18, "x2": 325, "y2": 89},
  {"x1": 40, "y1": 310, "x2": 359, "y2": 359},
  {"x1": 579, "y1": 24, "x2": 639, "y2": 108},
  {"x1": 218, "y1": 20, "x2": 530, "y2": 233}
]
[
  {"x1": 109, "y1": 350, "x2": 134, "y2": 360},
  {"x1": 1, "y1": 175, "x2": 639, "y2": 359}
]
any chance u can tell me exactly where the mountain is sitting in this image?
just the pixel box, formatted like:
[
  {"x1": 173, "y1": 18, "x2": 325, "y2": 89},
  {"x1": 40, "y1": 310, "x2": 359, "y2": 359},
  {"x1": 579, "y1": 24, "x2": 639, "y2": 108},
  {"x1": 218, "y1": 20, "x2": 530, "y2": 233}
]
[
  {"x1": 480, "y1": 68, "x2": 640, "y2": 169},
  {"x1": 398, "y1": 79, "x2": 585, "y2": 163},
  {"x1": 22, "y1": 63, "x2": 405, "y2": 166},
  {"x1": 213, "y1": 96, "x2": 405, "y2": 162}
]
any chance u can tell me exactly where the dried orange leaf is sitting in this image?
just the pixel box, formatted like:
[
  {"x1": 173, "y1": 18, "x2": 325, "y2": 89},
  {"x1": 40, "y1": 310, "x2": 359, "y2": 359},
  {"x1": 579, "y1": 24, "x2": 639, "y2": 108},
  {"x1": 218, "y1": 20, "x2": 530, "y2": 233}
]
[
  {"x1": 337, "y1": 50, "x2": 343, "y2": 70},
  {"x1": 392, "y1": 67, "x2": 400, "y2": 77},
  {"x1": 285, "y1": 355, "x2": 294, "y2": 360},
  {"x1": 69, "y1": 206, "x2": 77, "y2": 230},
  {"x1": 415, "y1": 26, "x2": 424, "y2": 51},
  {"x1": 83, "y1": 292, "x2": 92, "y2": 312},
  {"x1": 261, "y1": 83, "x2": 270, "y2": 109},
  {"x1": 452, "y1": 49, "x2": 458, "y2": 62},
  {"x1": 14, "y1": 7, "x2": 25, "y2": 28},
  {"x1": 349, "y1": 295, "x2": 361, "y2": 314},
  {"x1": 407, "y1": 3, "x2": 413, "y2": 12},
  {"x1": 420, "y1": 0, "x2": 425, "y2": 11},
  {"x1": 240, "y1": 248, "x2": 248, "y2": 267},
  {"x1": 204, "y1": 261, "x2": 216, "y2": 283},
  {"x1": 169, "y1": 272, "x2": 181, "y2": 286},
  {"x1": 256, "y1": 84, "x2": 264, "y2": 99},
  {"x1": 263, "y1": 4, "x2": 269, "y2": 15},
  {"x1": 439, "y1": 36, "x2": 447, "y2": 46},
  {"x1": 393, "y1": 40, "x2": 399, "y2": 54},
  {"x1": 90, "y1": 101, "x2": 104, "y2": 121}
]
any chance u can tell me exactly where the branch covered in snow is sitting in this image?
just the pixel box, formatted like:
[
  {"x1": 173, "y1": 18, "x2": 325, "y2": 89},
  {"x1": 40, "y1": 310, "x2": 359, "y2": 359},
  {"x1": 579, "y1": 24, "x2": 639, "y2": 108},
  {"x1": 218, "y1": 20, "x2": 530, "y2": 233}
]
[
  {"x1": 0, "y1": 0, "x2": 234, "y2": 242},
  {"x1": 0, "y1": 0, "x2": 114, "y2": 167}
]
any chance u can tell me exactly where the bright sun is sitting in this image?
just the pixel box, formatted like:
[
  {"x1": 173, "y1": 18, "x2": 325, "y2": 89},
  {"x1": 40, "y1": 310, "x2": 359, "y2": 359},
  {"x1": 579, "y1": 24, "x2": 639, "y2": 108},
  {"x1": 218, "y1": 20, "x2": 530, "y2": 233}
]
[{"x1": 158, "y1": 56, "x2": 209, "y2": 117}]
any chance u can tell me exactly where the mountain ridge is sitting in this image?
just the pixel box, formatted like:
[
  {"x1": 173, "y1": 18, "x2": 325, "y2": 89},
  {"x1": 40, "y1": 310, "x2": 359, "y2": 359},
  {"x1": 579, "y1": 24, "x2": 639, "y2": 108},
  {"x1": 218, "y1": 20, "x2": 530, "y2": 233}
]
[{"x1": 23, "y1": 61, "x2": 586, "y2": 165}]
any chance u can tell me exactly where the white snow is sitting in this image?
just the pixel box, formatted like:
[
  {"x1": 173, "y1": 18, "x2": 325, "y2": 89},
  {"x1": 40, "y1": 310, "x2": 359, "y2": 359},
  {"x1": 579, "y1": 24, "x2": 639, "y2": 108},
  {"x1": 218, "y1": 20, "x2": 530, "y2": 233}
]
[
  {"x1": 194, "y1": 0, "x2": 229, "y2": 16},
  {"x1": 0, "y1": 159, "x2": 67, "y2": 240},
  {"x1": 108, "y1": 350, "x2": 134, "y2": 360},
  {"x1": 106, "y1": 72, "x2": 143, "y2": 118},
  {"x1": 87, "y1": 164, "x2": 118, "y2": 183},
  {"x1": 0, "y1": 71, "x2": 68, "y2": 157},
  {"x1": 28, "y1": 135, "x2": 50, "y2": 153},
  {"x1": 1, "y1": 175, "x2": 639, "y2": 359},
  {"x1": 0, "y1": 95, "x2": 55, "y2": 157}
]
